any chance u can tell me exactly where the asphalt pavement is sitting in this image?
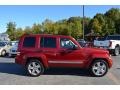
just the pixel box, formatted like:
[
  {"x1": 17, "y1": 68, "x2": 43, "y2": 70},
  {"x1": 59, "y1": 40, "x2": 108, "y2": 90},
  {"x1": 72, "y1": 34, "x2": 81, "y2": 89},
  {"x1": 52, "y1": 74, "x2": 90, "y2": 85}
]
[{"x1": 0, "y1": 56, "x2": 120, "y2": 85}]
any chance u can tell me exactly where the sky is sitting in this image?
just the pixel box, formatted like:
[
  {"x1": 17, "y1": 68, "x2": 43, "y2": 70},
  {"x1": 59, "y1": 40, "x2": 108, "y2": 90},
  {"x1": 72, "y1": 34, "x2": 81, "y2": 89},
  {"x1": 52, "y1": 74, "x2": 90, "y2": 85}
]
[{"x1": 0, "y1": 5, "x2": 120, "y2": 33}]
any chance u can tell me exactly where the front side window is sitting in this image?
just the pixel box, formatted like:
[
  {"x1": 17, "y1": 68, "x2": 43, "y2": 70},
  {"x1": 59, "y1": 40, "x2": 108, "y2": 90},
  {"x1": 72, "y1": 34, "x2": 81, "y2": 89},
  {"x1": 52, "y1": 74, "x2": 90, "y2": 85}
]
[
  {"x1": 40, "y1": 37, "x2": 56, "y2": 48},
  {"x1": 23, "y1": 37, "x2": 36, "y2": 47},
  {"x1": 60, "y1": 38, "x2": 75, "y2": 48}
]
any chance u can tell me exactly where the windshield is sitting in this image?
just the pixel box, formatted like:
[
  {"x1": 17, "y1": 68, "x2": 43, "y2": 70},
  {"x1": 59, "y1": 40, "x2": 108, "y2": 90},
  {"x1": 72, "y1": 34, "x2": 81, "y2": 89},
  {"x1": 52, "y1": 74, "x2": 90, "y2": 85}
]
[
  {"x1": 14, "y1": 42, "x2": 18, "y2": 46},
  {"x1": 106, "y1": 36, "x2": 120, "y2": 40},
  {"x1": 0, "y1": 42, "x2": 6, "y2": 47},
  {"x1": 11, "y1": 41, "x2": 18, "y2": 46}
]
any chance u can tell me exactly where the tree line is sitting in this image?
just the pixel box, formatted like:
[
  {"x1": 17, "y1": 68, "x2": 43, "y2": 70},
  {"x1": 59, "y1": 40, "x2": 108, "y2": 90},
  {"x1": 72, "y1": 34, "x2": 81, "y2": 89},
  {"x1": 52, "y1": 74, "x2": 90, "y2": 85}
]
[{"x1": 5, "y1": 8, "x2": 120, "y2": 41}]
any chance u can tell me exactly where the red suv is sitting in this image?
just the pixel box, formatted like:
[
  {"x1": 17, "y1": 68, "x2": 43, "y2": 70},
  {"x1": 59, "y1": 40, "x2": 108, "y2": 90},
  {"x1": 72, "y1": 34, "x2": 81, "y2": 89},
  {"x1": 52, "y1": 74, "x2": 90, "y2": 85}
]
[{"x1": 15, "y1": 34, "x2": 113, "y2": 77}]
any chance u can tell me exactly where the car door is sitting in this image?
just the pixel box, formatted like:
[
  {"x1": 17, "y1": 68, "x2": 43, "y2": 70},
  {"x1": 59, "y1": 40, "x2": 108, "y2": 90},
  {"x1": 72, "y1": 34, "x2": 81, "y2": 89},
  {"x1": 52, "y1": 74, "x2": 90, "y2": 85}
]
[
  {"x1": 39, "y1": 36, "x2": 59, "y2": 64},
  {"x1": 48, "y1": 37, "x2": 87, "y2": 68}
]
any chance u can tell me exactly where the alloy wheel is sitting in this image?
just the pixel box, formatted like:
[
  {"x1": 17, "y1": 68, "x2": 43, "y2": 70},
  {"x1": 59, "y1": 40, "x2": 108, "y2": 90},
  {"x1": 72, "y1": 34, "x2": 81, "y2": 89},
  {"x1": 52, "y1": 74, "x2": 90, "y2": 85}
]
[
  {"x1": 27, "y1": 61, "x2": 42, "y2": 76},
  {"x1": 91, "y1": 60, "x2": 108, "y2": 77}
]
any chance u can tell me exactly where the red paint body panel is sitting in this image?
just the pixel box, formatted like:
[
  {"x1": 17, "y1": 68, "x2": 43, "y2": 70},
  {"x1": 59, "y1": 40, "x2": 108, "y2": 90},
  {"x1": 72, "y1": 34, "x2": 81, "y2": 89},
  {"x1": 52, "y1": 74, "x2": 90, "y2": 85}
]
[{"x1": 15, "y1": 34, "x2": 113, "y2": 69}]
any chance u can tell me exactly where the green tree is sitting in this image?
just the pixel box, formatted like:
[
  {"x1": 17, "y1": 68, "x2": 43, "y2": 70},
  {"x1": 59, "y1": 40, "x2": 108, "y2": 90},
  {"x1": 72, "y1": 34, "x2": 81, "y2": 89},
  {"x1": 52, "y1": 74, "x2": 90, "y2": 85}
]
[
  {"x1": 67, "y1": 17, "x2": 82, "y2": 39},
  {"x1": 104, "y1": 8, "x2": 120, "y2": 34},
  {"x1": 6, "y1": 22, "x2": 16, "y2": 41},
  {"x1": 32, "y1": 23, "x2": 42, "y2": 34},
  {"x1": 115, "y1": 19, "x2": 120, "y2": 34},
  {"x1": 55, "y1": 19, "x2": 68, "y2": 35},
  {"x1": 89, "y1": 13, "x2": 105, "y2": 36},
  {"x1": 15, "y1": 28, "x2": 24, "y2": 40},
  {"x1": 42, "y1": 19, "x2": 55, "y2": 34},
  {"x1": 24, "y1": 26, "x2": 32, "y2": 34},
  {"x1": 83, "y1": 17, "x2": 91, "y2": 35},
  {"x1": 103, "y1": 17, "x2": 116, "y2": 35},
  {"x1": 105, "y1": 8, "x2": 120, "y2": 21}
]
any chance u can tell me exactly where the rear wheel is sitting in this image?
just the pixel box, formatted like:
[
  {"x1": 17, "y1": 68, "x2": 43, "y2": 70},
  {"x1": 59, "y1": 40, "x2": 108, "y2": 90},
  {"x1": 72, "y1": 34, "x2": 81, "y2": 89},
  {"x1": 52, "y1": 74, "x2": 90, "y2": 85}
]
[
  {"x1": 114, "y1": 46, "x2": 119, "y2": 56},
  {"x1": 26, "y1": 59, "x2": 44, "y2": 77},
  {"x1": 90, "y1": 59, "x2": 108, "y2": 77}
]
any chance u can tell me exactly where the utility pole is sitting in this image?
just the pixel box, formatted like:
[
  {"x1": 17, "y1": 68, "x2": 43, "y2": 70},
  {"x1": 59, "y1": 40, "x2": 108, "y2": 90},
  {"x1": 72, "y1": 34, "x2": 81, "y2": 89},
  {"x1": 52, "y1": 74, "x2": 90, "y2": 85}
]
[{"x1": 82, "y1": 5, "x2": 85, "y2": 40}]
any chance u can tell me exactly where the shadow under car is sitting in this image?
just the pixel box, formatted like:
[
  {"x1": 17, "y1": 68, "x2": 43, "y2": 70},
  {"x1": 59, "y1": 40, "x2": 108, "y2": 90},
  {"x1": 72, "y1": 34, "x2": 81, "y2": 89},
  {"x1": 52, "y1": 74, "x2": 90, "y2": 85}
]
[{"x1": 0, "y1": 62, "x2": 91, "y2": 77}]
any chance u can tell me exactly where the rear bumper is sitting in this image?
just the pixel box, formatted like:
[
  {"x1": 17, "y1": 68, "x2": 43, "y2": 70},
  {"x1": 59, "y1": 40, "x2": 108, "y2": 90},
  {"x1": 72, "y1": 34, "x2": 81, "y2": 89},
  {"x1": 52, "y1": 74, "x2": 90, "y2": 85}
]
[{"x1": 15, "y1": 55, "x2": 25, "y2": 66}]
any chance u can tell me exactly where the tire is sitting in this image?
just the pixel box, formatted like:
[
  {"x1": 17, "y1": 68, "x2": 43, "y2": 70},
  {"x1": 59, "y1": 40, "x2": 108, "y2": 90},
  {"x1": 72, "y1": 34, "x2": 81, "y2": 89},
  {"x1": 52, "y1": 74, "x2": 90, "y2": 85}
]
[
  {"x1": 90, "y1": 59, "x2": 108, "y2": 77},
  {"x1": 1, "y1": 50, "x2": 6, "y2": 57},
  {"x1": 26, "y1": 59, "x2": 44, "y2": 77},
  {"x1": 114, "y1": 46, "x2": 119, "y2": 56}
]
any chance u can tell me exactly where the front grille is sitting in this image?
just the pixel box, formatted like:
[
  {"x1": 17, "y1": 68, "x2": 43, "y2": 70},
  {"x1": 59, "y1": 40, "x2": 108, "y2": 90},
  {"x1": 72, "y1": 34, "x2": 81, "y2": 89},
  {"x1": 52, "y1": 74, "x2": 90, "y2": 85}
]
[{"x1": 12, "y1": 50, "x2": 16, "y2": 52}]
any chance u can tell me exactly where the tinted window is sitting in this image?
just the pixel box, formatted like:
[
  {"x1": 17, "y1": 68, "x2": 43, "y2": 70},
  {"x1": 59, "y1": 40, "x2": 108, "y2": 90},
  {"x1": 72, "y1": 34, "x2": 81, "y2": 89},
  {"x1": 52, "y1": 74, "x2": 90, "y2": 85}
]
[
  {"x1": 60, "y1": 38, "x2": 75, "y2": 48},
  {"x1": 98, "y1": 37, "x2": 106, "y2": 41},
  {"x1": 0, "y1": 42, "x2": 6, "y2": 47},
  {"x1": 106, "y1": 36, "x2": 120, "y2": 40},
  {"x1": 23, "y1": 37, "x2": 36, "y2": 47},
  {"x1": 40, "y1": 37, "x2": 56, "y2": 48}
]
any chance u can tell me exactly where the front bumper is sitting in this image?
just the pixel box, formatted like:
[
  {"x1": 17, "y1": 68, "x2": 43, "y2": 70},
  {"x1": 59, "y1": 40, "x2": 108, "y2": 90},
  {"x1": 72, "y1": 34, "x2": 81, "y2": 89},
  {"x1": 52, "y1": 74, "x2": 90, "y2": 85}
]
[
  {"x1": 108, "y1": 57, "x2": 113, "y2": 68},
  {"x1": 9, "y1": 52, "x2": 18, "y2": 55}
]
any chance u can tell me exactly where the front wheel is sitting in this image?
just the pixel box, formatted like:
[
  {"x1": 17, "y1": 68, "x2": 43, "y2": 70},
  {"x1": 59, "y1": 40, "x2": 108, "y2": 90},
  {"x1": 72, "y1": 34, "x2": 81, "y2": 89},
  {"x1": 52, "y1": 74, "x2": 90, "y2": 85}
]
[
  {"x1": 1, "y1": 50, "x2": 6, "y2": 57},
  {"x1": 114, "y1": 46, "x2": 119, "y2": 56},
  {"x1": 26, "y1": 59, "x2": 44, "y2": 77},
  {"x1": 90, "y1": 60, "x2": 108, "y2": 77}
]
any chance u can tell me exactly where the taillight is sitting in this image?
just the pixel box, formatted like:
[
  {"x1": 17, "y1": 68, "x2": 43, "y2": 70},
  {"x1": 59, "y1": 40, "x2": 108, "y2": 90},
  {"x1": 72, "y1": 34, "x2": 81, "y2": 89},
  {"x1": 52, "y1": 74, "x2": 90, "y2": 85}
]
[{"x1": 109, "y1": 41, "x2": 112, "y2": 47}]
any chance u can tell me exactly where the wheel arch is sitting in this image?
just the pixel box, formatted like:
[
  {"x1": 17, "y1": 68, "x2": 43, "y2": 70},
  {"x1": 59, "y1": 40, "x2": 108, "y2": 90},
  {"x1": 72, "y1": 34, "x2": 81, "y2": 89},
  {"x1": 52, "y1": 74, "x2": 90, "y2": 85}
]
[
  {"x1": 25, "y1": 56, "x2": 49, "y2": 69},
  {"x1": 115, "y1": 44, "x2": 120, "y2": 47},
  {"x1": 1, "y1": 49, "x2": 7, "y2": 56},
  {"x1": 88, "y1": 58, "x2": 110, "y2": 69}
]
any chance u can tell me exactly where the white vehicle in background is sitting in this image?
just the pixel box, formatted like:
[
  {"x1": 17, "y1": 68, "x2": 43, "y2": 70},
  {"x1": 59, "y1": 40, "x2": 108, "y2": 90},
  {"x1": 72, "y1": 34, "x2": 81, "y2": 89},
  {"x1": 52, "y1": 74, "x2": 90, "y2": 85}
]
[
  {"x1": 0, "y1": 41, "x2": 11, "y2": 56},
  {"x1": 94, "y1": 35, "x2": 120, "y2": 56},
  {"x1": 8, "y1": 41, "x2": 18, "y2": 57}
]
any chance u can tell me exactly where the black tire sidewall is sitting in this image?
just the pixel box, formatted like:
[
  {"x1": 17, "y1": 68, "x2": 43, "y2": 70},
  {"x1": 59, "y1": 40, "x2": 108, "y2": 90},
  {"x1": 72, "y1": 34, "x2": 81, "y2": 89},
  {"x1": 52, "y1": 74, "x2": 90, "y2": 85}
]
[
  {"x1": 90, "y1": 59, "x2": 108, "y2": 77},
  {"x1": 26, "y1": 59, "x2": 44, "y2": 77}
]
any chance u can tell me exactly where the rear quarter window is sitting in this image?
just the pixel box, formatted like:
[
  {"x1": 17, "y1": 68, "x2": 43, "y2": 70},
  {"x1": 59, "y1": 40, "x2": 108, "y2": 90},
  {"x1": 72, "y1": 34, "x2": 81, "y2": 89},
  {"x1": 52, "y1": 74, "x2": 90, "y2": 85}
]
[{"x1": 23, "y1": 37, "x2": 36, "y2": 48}]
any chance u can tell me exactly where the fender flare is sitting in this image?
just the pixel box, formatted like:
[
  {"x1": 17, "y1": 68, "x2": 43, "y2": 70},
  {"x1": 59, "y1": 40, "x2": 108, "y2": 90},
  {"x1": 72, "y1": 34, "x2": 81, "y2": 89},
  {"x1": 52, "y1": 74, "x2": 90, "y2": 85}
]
[
  {"x1": 24, "y1": 53, "x2": 49, "y2": 68},
  {"x1": 86, "y1": 54, "x2": 110, "y2": 68}
]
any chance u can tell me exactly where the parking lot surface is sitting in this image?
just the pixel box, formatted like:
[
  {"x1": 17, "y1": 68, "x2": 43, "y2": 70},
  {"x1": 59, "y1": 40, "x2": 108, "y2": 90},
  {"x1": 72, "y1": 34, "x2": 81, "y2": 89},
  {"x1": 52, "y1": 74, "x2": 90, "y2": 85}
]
[{"x1": 0, "y1": 56, "x2": 120, "y2": 85}]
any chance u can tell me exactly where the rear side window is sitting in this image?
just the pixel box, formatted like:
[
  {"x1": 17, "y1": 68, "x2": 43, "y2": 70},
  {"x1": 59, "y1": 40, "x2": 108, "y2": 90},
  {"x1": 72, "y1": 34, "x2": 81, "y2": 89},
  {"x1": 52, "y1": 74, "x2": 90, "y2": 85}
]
[
  {"x1": 40, "y1": 37, "x2": 56, "y2": 48},
  {"x1": 23, "y1": 37, "x2": 36, "y2": 47}
]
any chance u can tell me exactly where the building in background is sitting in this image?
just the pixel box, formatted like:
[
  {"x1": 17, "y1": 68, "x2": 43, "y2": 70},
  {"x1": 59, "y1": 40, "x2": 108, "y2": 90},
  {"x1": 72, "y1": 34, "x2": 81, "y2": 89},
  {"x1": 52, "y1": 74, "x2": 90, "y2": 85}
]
[{"x1": 0, "y1": 33, "x2": 10, "y2": 41}]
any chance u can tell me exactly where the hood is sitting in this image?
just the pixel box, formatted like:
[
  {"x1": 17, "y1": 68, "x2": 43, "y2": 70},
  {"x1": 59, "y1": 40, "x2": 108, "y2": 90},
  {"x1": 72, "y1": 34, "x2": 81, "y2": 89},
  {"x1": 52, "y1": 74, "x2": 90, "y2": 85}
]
[
  {"x1": 0, "y1": 46, "x2": 5, "y2": 48},
  {"x1": 81, "y1": 47, "x2": 109, "y2": 55}
]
